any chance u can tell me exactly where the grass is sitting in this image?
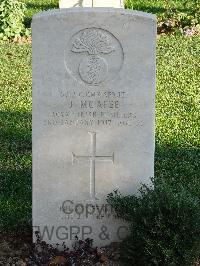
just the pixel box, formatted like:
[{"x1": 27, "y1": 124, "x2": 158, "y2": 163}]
[
  {"x1": 155, "y1": 36, "x2": 200, "y2": 194},
  {"x1": 0, "y1": 36, "x2": 199, "y2": 230},
  {"x1": 0, "y1": 44, "x2": 32, "y2": 230}
]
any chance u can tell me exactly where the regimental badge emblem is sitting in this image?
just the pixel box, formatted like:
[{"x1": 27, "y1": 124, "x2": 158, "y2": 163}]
[{"x1": 65, "y1": 27, "x2": 124, "y2": 86}]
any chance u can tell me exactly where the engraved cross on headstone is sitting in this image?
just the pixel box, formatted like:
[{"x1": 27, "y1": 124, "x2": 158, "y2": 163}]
[{"x1": 72, "y1": 132, "x2": 114, "y2": 200}]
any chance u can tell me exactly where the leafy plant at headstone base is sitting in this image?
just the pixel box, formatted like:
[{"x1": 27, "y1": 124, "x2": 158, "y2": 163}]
[
  {"x1": 107, "y1": 179, "x2": 200, "y2": 266},
  {"x1": 0, "y1": 0, "x2": 29, "y2": 40},
  {"x1": 31, "y1": 232, "x2": 99, "y2": 265}
]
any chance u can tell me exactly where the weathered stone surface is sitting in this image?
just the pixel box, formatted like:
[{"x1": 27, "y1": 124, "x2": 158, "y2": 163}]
[
  {"x1": 32, "y1": 8, "x2": 156, "y2": 247},
  {"x1": 59, "y1": 0, "x2": 124, "y2": 8}
]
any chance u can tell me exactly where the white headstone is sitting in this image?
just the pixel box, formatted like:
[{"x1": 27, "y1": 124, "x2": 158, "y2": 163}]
[
  {"x1": 59, "y1": 0, "x2": 124, "y2": 8},
  {"x1": 32, "y1": 8, "x2": 156, "y2": 247}
]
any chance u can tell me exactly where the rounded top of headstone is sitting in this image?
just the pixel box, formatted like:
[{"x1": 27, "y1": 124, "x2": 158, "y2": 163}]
[{"x1": 32, "y1": 8, "x2": 157, "y2": 23}]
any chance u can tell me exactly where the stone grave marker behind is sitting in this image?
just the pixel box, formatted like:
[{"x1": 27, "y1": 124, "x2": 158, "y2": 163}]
[{"x1": 59, "y1": 0, "x2": 124, "y2": 8}]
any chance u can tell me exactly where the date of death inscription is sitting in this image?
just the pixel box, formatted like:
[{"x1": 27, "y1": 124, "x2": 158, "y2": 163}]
[{"x1": 42, "y1": 89, "x2": 143, "y2": 128}]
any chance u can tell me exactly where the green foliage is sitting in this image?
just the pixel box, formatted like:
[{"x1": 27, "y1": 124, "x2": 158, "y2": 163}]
[
  {"x1": 158, "y1": 0, "x2": 200, "y2": 34},
  {"x1": 125, "y1": 0, "x2": 200, "y2": 34},
  {"x1": 0, "y1": 0, "x2": 28, "y2": 40},
  {"x1": 107, "y1": 179, "x2": 200, "y2": 265},
  {"x1": 22, "y1": 0, "x2": 58, "y2": 28}
]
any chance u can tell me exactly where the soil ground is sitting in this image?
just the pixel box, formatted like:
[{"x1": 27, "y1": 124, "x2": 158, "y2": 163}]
[{"x1": 0, "y1": 232, "x2": 124, "y2": 265}]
